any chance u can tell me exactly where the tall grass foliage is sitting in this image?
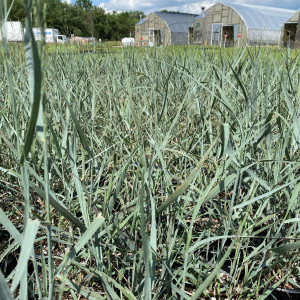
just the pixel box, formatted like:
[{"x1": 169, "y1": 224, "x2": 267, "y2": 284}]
[{"x1": 0, "y1": 1, "x2": 300, "y2": 299}]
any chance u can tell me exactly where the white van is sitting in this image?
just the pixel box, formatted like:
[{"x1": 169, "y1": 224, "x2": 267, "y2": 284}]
[{"x1": 44, "y1": 28, "x2": 59, "y2": 43}]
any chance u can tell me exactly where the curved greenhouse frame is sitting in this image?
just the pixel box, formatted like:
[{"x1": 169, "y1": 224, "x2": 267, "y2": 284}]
[{"x1": 193, "y1": 2, "x2": 296, "y2": 46}]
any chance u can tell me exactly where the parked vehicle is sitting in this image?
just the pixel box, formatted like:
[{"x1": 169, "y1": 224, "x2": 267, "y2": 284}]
[
  {"x1": 30, "y1": 28, "x2": 68, "y2": 43},
  {"x1": 57, "y1": 34, "x2": 68, "y2": 43},
  {"x1": 0, "y1": 21, "x2": 24, "y2": 42},
  {"x1": 44, "y1": 28, "x2": 59, "y2": 43},
  {"x1": 32, "y1": 27, "x2": 43, "y2": 41}
]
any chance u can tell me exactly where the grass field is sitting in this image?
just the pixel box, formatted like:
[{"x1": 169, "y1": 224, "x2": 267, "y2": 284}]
[{"x1": 1, "y1": 23, "x2": 300, "y2": 299}]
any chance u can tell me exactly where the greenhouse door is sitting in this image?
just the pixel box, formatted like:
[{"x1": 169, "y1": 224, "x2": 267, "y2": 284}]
[
  {"x1": 222, "y1": 25, "x2": 234, "y2": 47},
  {"x1": 149, "y1": 28, "x2": 154, "y2": 47},
  {"x1": 189, "y1": 27, "x2": 194, "y2": 44},
  {"x1": 211, "y1": 23, "x2": 222, "y2": 45},
  {"x1": 154, "y1": 30, "x2": 163, "y2": 46},
  {"x1": 283, "y1": 23, "x2": 297, "y2": 47}
]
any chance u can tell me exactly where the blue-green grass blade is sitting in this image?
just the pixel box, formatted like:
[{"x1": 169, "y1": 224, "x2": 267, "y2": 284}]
[
  {"x1": 0, "y1": 208, "x2": 22, "y2": 244},
  {"x1": 146, "y1": 139, "x2": 218, "y2": 222},
  {"x1": 233, "y1": 178, "x2": 300, "y2": 209},
  {"x1": 65, "y1": 98, "x2": 93, "y2": 158},
  {"x1": 20, "y1": 14, "x2": 42, "y2": 164},
  {"x1": 219, "y1": 123, "x2": 230, "y2": 158},
  {"x1": 10, "y1": 219, "x2": 40, "y2": 293},
  {"x1": 190, "y1": 240, "x2": 235, "y2": 299},
  {"x1": 272, "y1": 242, "x2": 300, "y2": 254},
  {"x1": 0, "y1": 270, "x2": 14, "y2": 300},
  {"x1": 68, "y1": 135, "x2": 90, "y2": 227},
  {"x1": 55, "y1": 213, "x2": 105, "y2": 277}
]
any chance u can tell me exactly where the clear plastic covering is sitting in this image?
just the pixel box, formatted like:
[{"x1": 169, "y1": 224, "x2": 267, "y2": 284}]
[
  {"x1": 222, "y1": 2, "x2": 296, "y2": 31},
  {"x1": 154, "y1": 12, "x2": 198, "y2": 45},
  {"x1": 154, "y1": 12, "x2": 197, "y2": 33},
  {"x1": 248, "y1": 29, "x2": 281, "y2": 43}
]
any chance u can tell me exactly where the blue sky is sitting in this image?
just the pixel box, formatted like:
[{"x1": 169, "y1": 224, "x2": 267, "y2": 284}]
[{"x1": 89, "y1": 0, "x2": 299, "y2": 13}]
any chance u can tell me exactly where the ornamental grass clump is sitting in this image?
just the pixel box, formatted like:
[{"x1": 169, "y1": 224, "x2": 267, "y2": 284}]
[{"x1": 0, "y1": 1, "x2": 300, "y2": 299}]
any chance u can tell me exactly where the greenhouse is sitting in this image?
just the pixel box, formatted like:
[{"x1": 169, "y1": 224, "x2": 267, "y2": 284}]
[
  {"x1": 281, "y1": 10, "x2": 300, "y2": 48},
  {"x1": 135, "y1": 12, "x2": 197, "y2": 47},
  {"x1": 193, "y1": 2, "x2": 296, "y2": 46}
]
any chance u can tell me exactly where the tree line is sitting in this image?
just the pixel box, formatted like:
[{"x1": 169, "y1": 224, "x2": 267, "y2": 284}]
[{"x1": 6, "y1": 0, "x2": 145, "y2": 40}]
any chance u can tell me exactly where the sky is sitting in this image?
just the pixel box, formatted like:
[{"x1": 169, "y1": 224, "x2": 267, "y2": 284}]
[{"x1": 90, "y1": 0, "x2": 299, "y2": 14}]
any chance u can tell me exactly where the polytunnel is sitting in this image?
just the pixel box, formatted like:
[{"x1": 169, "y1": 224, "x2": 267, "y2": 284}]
[
  {"x1": 135, "y1": 12, "x2": 197, "y2": 47},
  {"x1": 193, "y1": 2, "x2": 296, "y2": 46}
]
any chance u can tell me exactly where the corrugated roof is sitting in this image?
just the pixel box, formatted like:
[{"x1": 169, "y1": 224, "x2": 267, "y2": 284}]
[
  {"x1": 153, "y1": 12, "x2": 198, "y2": 32},
  {"x1": 220, "y1": 2, "x2": 296, "y2": 30},
  {"x1": 194, "y1": 12, "x2": 209, "y2": 19},
  {"x1": 136, "y1": 18, "x2": 147, "y2": 26}
]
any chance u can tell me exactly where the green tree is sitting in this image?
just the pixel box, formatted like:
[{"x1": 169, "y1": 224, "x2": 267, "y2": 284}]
[
  {"x1": 92, "y1": 6, "x2": 106, "y2": 39},
  {"x1": 160, "y1": 9, "x2": 180, "y2": 13},
  {"x1": 44, "y1": 0, "x2": 64, "y2": 28},
  {"x1": 7, "y1": 0, "x2": 25, "y2": 24},
  {"x1": 104, "y1": 10, "x2": 144, "y2": 40},
  {"x1": 46, "y1": 1, "x2": 88, "y2": 36},
  {"x1": 61, "y1": 4, "x2": 89, "y2": 36},
  {"x1": 75, "y1": 0, "x2": 92, "y2": 10}
]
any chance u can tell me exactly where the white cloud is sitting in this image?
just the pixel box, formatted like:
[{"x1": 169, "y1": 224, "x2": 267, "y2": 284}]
[
  {"x1": 98, "y1": 0, "x2": 215, "y2": 14},
  {"x1": 99, "y1": 0, "x2": 154, "y2": 12},
  {"x1": 97, "y1": 0, "x2": 299, "y2": 14}
]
